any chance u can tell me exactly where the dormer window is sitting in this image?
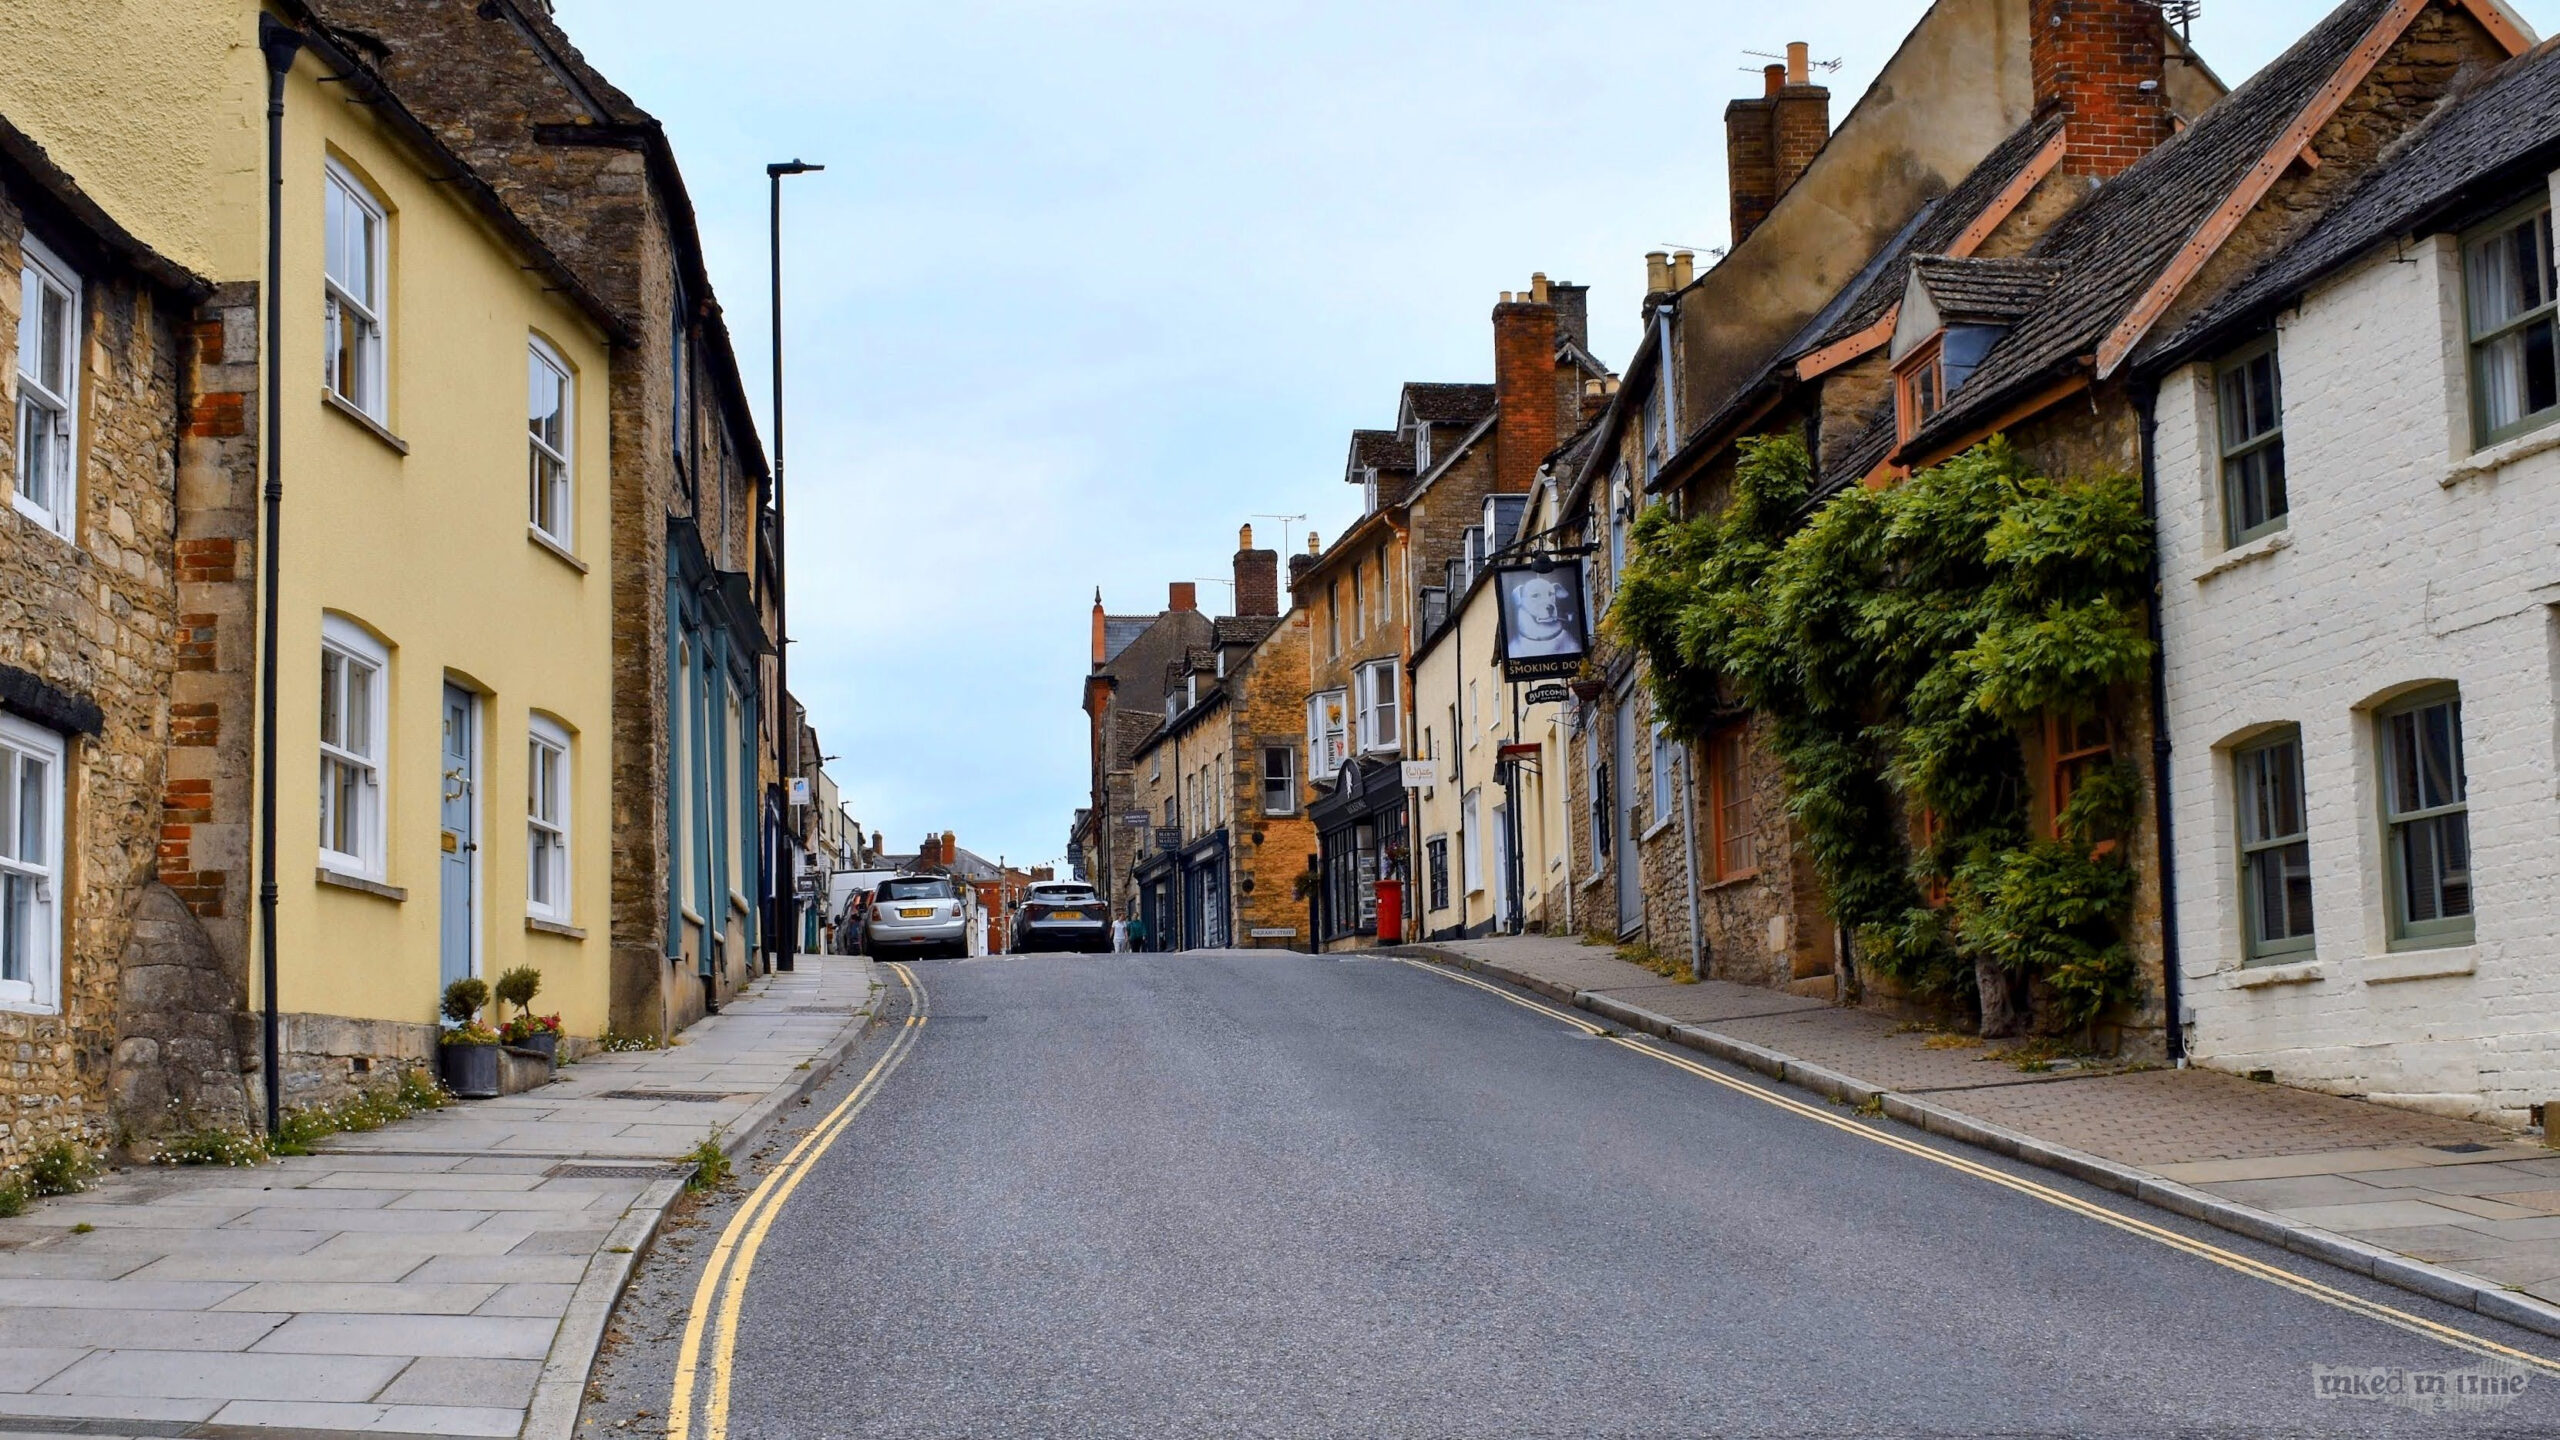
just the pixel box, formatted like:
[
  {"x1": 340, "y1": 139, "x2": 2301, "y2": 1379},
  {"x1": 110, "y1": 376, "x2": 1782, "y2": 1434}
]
[
  {"x1": 1896, "y1": 336, "x2": 1946, "y2": 443},
  {"x1": 1888, "y1": 256, "x2": 2059, "y2": 449}
]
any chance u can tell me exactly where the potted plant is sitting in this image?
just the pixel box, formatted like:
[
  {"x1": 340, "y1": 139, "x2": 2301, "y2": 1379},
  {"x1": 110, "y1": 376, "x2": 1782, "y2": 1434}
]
[
  {"x1": 502, "y1": 1009, "x2": 563, "y2": 1066},
  {"x1": 438, "y1": 977, "x2": 501, "y2": 1099},
  {"x1": 492, "y1": 967, "x2": 556, "y2": 1065}
]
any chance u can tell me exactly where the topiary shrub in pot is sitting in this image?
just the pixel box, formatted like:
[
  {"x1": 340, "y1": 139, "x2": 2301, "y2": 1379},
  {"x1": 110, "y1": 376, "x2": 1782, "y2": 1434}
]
[
  {"x1": 438, "y1": 977, "x2": 501, "y2": 1099},
  {"x1": 492, "y1": 967, "x2": 557, "y2": 1066}
]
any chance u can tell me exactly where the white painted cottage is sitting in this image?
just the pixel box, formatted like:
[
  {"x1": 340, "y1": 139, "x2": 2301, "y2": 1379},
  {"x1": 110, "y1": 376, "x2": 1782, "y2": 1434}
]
[{"x1": 2138, "y1": 39, "x2": 2560, "y2": 1122}]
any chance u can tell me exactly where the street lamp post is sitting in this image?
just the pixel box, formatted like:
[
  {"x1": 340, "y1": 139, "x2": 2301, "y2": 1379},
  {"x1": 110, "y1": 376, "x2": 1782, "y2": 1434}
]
[{"x1": 768, "y1": 158, "x2": 822, "y2": 973}]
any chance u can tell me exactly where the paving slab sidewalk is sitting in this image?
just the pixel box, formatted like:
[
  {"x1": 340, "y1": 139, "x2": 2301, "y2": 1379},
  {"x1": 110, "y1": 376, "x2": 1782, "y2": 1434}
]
[
  {"x1": 1402, "y1": 936, "x2": 2560, "y2": 1338},
  {"x1": 0, "y1": 956, "x2": 880, "y2": 1440}
]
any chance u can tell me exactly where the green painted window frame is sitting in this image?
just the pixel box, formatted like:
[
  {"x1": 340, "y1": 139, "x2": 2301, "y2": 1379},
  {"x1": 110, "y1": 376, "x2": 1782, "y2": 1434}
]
[
  {"x1": 2376, "y1": 686, "x2": 2474, "y2": 951},
  {"x1": 2463, "y1": 197, "x2": 2560, "y2": 450},
  {"x1": 2215, "y1": 336, "x2": 2288, "y2": 547},
  {"x1": 2233, "y1": 729, "x2": 2314, "y2": 963}
]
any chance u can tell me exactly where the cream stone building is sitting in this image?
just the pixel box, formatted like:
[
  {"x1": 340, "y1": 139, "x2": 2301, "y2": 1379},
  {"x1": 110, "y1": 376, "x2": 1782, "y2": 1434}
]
[{"x1": 1409, "y1": 477, "x2": 1579, "y2": 941}]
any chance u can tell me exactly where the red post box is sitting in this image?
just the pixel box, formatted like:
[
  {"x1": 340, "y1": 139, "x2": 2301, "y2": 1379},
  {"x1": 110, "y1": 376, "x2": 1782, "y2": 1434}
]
[{"x1": 1375, "y1": 878, "x2": 1404, "y2": 944}]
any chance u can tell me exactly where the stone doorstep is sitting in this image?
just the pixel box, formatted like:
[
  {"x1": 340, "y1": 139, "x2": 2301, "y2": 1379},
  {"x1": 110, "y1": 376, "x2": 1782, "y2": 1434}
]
[{"x1": 1398, "y1": 943, "x2": 2560, "y2": 1345}]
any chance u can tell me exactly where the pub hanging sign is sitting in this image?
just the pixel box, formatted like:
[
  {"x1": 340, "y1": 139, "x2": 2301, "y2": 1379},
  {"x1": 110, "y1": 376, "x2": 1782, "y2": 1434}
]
[{"x1": 1492, "y1": 560, "x2": 1592, "y2": 682}]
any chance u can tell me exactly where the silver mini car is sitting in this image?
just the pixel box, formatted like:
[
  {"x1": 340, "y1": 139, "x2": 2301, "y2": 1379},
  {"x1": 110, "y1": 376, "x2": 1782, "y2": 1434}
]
[{"x1": 862, "y1": 875, "x2": 968, "y2": 959}]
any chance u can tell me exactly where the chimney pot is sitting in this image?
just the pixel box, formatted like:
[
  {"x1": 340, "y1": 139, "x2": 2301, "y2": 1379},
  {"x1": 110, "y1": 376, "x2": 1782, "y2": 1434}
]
[
  {"x1": 1764, "y1": 63, "x2": 1785, "y2": 97},
  {"x1": 1786, "y1": 42, "x2": 1809, "y2": 86},
  {"x1": 1239, "y1": 523, "x2": 1254, "y2": 549},
  {"x1": 1530, "y1": 272, "x2": 1550, "y2": 304},
  {"x1": 1671, "y1": 250, "x2": 1695, "y2": 289},
  {"x1": 1645, "y1": 250, "x2": 1671, "y2": 294},
  {"x1": 1308, "y1": 531, "x2": 1321, "y2": 554},
  {"x1": 1500, "y1": 291, "x2": 1514, "y2": 304}
]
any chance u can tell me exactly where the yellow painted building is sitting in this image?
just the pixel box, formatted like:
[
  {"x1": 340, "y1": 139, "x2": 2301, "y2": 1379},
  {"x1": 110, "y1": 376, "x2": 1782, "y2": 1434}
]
[{"x1": 0, "y1": 3, "x2": 624, "y2": 1088}]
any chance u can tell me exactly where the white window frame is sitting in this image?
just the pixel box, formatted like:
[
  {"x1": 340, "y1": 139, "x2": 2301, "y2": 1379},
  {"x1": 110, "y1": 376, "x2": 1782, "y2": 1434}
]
[
  {"x1": 14, "y1": 234, "x2": 80, "y2": 539},
  {"x1": 1261, "y1": 746, "x2": 1295, "y2": 816},
  {"x1": 1651, "y1": 723, "x2": 1676, "y2": 827},
  {"x1": 323, "y1": 161, "x2": 389, "y2": 420},
  {"x1": 527, "y1": 337, "x2": 574, "y2": 548},
  {"x1": 527, "y1": 715, "x2": 571, "y2": 922},
  {"x1": 318, "y1": 616, "x2": 389, "y2": 879},
  {"x1": 1461, "y1": 789, "x2": 1483, "y2": 894},
  {"x1": 1356, "y1": 659, "x2": 1400, "y2": 753},
  {"x1": 1307, "y1": 689, "x2": 1348, "y2": 779},
  {"x1": 0, "y1": 713, "x2": 66, "y2": 1012}
]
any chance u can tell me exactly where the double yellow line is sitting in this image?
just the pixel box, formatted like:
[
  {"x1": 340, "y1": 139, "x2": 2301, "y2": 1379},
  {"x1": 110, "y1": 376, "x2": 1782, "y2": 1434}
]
[
  {"x1": 665, "y1": 961, "x2": 929, "y2": 1440},
  {"x1": 1395, "y1": 957, "x2": 2560, "y2": 1377}
]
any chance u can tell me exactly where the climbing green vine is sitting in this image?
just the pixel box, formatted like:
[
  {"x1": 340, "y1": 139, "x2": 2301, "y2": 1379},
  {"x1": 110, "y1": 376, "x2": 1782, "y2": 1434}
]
[{"x1": 1610, "y1": 433, "x2": 2154, "y2": 1037}]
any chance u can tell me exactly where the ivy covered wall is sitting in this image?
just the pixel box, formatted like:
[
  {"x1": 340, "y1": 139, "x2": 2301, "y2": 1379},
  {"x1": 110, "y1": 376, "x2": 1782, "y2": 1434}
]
[{"x1": 1612, "y1": 430, "x2": 2164, "y2": 1044}]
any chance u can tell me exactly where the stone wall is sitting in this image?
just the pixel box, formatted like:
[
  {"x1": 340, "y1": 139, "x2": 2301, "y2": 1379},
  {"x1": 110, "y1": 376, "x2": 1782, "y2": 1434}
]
[
  {"x1": 0, "y1": 186, "x2": 204, "y2": 1161},
  {"x1": 1230, "y1": 610, "x2": 1316, "y2": 944}
]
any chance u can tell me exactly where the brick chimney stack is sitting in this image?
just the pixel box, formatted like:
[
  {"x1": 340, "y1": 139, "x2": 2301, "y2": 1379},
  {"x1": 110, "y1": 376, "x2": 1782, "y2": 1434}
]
[
  {"x1": 1726, "y1": 40, "x2": 1831, "y2": 247},
  {"x1": 1168, "y1": 581, "x2": 1197, "y2": 613},
  {"x1": 2034, "y1": 0, "x2": 2169, "y2": 182},
  {"x1": 1090, "y1": 587, "x2": 1105, "y2": 666},
  {"x1": 1288, "y1": 530, "x2": 1320, "y2": 591},
  {"x1": 1492, "y1": 279, "x2": 1559, "y2": 496},
  {"x1": 1233, "y1": 524, "x2": 1279, "y2": 618}
]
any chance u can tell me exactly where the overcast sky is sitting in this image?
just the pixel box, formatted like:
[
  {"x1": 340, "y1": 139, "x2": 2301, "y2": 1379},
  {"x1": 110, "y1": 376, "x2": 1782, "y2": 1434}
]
[{"x1": 550, "y1": 0, "x2": 2542, "y2": 872}]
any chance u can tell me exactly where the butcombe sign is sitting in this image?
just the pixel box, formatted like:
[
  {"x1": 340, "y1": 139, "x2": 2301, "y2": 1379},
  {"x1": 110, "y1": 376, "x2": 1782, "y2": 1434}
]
[{"x1": 1492, "y1": 561, "x2": 1591, "y2": 681}]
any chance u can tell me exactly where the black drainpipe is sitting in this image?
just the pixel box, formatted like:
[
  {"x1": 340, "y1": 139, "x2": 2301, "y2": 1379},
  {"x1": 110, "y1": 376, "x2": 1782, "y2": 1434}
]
[
  {"x1": 2134, "y1": 379, "x2": 2185, "y2": 1066},
  {"x1": 255, "y1": 15, "x2": 305, "y2": 1136}
]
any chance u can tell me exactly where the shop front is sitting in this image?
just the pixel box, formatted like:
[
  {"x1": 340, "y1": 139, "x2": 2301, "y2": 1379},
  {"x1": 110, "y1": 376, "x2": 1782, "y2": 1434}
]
[
  {"x1": 1310, "y1": 755, "x2": 1408, "y2": 951},
  {"x1": 1134, "y1": 850, "x2": 1178, "y2": 953},
  {"x1": 1180, "y1": 833, "x2": 1231, "y2": 951}
]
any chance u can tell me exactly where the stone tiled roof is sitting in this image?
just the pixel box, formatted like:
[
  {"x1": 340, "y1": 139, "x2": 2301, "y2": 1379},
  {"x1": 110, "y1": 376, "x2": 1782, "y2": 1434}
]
[
  {"x1": 1403, "y1": 382, "x2": 1498, "y2": 424},
  {"x1": 1349, "y1": 429, "x2": 1411, "y2": 475},
  {"x1": 1797, "y1": 114, "x2": 2070, "y2": 359},
  {"x1": 1214, "y1": 616, "x2": 1281, "y2": 648},
  {"x1": 1819, "y1": 404, "x2": 1904, "y2": 499},
  {"x1": 2142, "y1": 34, "x2": 2560, "y2": 371},
  {"x1": 1908, "y1": 0, "x2": 2405, "y2": 454},
  {"x1": 1909, "y1": 255, "x2": 2064, "y2": 325},
  {"x1": 1110, "y1": 711, "x2": 1162, "y2": 767}
]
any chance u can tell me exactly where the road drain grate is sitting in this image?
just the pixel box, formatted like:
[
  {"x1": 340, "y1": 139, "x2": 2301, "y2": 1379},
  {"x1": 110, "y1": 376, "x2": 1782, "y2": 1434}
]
[
  {"x1": 2433, "y1": 1143, "x2": 2494, "y2": 1154},
  {"x1": 549, "y1": 1162, "x2": 687, "y2": 1179},
  {"x1": 596, "y1": 1089, "x2": 738, "y2": 1103}
]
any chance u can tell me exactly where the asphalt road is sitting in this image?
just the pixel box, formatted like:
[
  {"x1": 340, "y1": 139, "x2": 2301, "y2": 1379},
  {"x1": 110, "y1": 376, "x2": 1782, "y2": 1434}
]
[{"x1": 587, "y1": 952, "x2": 2560, "y2": 1438}]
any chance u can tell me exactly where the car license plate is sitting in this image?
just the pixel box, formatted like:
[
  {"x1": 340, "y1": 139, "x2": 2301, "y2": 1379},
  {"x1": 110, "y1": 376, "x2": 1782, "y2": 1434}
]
[
  {"x1": 1052, "y1": 911, "x2": 1083, "y2": 921},
  {"x1": 899, "y1": 907, "x2": 934, "y2": 919}
]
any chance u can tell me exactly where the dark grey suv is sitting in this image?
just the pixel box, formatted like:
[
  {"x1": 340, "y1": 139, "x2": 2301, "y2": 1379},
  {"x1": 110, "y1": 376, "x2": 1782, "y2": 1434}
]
[{"x1": 1010, "y1": 882, "x2": 1110, "y2": 954}]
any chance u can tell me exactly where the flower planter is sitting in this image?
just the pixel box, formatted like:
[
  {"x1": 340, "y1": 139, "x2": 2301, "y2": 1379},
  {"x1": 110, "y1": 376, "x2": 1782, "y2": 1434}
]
[
  {"x1": 513, "y1": 1031, "x2": 559, "y2": 1067},
  {"x1": 440, "y1": 1041, "x2": 501, "y2": 1099}
]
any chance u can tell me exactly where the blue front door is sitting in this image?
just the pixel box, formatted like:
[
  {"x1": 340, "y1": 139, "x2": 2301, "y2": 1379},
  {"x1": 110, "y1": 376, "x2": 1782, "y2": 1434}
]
[{"x1": 440, "y1": 683, "x2": 478, "y2": 992}]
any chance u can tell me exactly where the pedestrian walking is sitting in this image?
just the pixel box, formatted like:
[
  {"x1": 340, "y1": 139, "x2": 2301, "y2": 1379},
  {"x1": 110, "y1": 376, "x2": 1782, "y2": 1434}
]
[{"x1": 1127, "y1": 914, "x2": 1148, "y2": 953}]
